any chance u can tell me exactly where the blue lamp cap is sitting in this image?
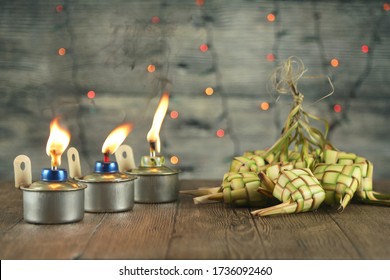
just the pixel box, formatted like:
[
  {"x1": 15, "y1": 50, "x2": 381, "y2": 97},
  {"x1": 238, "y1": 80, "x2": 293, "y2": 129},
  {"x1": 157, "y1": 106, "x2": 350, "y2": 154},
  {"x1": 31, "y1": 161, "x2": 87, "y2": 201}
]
[
  {"x1": 41, "y1": 168, "x2": 68, "y2": 182},
  {"x1": 94, "y1": 161, "x2": 119, "y2": 173}
]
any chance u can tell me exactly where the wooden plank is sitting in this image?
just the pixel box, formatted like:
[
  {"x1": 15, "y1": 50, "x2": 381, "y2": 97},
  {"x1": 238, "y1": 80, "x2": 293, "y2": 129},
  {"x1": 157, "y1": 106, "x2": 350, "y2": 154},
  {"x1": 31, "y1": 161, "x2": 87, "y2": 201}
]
[
  {"x1": 0, "y1": 182, "x2": 23, "y2": 232},
  {"x1": 80, "y1": 201, "x2": 177, "y2": 259},
  {"x1": 327, "y1": 203, "x2": 390, "y2": 259},
  {"x1": 252, "y1": 207, "x2": 362, "y2": 259},
  {"x1": 168, "y1": 180, "x2": 267, "y2": 259},
  {"x1": 0, "y1": 213, "x2": 105, "y2": 259},
  {"x1": 0, "y1": 180, "x2": 389, "y2": 259}
]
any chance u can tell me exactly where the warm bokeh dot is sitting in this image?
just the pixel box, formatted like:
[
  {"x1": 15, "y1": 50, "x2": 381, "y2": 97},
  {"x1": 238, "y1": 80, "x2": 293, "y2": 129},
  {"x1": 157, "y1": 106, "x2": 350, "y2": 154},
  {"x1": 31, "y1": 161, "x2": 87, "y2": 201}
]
[
  {"x1": 330, "y1": 58, "x2": 339, "y2": 67},
  {"x1": 267, "y1": 13, "x2": 276, "y2": 22},
  {"x1": 361, "y1": 45, "x2": 369, "y2": 53},
  {"x1": 266, "y1": 53, "x2": 275, "y2": 62},
  {"x1": 170, "y1": 156, "x2": 179, "y2": 165},
  {"x1": 170, "y1": 110, "x2": 179, "y2": 119},
  {"x1": 87, "y1": 90, "x2": 96, "y2": 99},
  {"x1": 384, "y1": 3, "x2": 390, "y2": 11},
  {"x1": 260, "y1": 102, "x2": 270, "y2": 111},
  {"x1": 56, "y1": 5, "x2": 64, "y2": 13},
  {"x1": 199, "y1": 44, "x2": 209, "y2": 52},
  {"x1": 151, "y1": 16, "x2": 160, "y2": 24},
  {"x1": 205, "y1": 87, "x2": 214, "y2": 96},
  {"x1": 147, "y1": 64, "x2": 156, "y2": 73},
  {"x1": 58, "y1": 48, "x2": 66, "y2": 56},
  {"x1": 195, "y1": 0, "x2": 205, "y2": 7},
  {"x1": 216, "y1": 129, "x2": 225, "y2": 138},
  {"x1": 333, "y1": 104, "x2": 342, "y2": 113}
]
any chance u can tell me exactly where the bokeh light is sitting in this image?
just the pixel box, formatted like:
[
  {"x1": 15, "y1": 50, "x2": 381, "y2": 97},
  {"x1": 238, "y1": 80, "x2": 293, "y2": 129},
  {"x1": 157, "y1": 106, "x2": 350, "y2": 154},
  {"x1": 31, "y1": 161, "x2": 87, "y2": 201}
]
[
  {"x1": 87, "y1": 90, "x2": 96, "y2": 99},
  {"x1": 151, "y1": 16, "x2": 160, "y2": 24},
  {"x1": 170, "y1": 156, "x2": 179, "y2": 165},
  {"x1": 199, "y1": 44, "x2": 209, "y2": 52},
  {"x1": 216, "y1": 129, "x2": 225, "y2": 138},
  {"x1": 384, "y1": 3, "x2": 390, "y2": 11},
  {"x1": 195, "y1": 0, "x2": 205, "y2": 7},
  {"x1": 58, "y1": 48, "x2": 66, "y2": 56},
  {"x1": 205, "y1": 87, "x2": 214, "y2": 96},
  {"x1": 267, "y1": 13, "x2": 276, "y2": 22},
  {"x1": 170, "y1": 110, "x2": 179, "y2": 119},
  {"x1": 330, "y1": 58, "x2": 339, "y2": 67},
  {"x1": 361, "y1": 45, "x2": 369, "y2": 53},
  {"x1": 260, "y1": 102, "x2": 270, "y2": 111},
  {"x1": 56, "y1": 5, "x2": 64, "y2": 13},
  {"x1": 147, "y1": 64, "x2": 156, "y2": 73},
  {"x1": 266, "y1": 53, "x2": 275, "y2": 62},
  {"x1": 333, "y1": 104, "x2": 342, "y2": 113}
]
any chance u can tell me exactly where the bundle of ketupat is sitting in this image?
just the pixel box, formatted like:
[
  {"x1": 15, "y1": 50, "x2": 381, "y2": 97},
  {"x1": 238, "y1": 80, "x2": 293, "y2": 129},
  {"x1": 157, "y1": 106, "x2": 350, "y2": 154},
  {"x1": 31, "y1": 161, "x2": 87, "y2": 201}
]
[{"x1": 182, "y1": 57, "x2": 390, "y2": 216}]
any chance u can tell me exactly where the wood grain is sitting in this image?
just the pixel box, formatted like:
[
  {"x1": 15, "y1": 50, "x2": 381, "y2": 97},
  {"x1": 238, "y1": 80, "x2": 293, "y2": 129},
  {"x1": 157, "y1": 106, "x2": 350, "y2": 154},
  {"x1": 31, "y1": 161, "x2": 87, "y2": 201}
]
[
  {"x1": 80, "y1": 203, "x2": 177, "y2": 259},
  {"x1": 168, "y1": 187, "x2": 267, "y2": 259},
  {"x1": 0, "y1": 180, "x2": 389, "y2": 260},
  {"x1": 252, "y1": 208, "x2": 361, "y2": 259},
  {"x1": 0, "y1": 212, "x2": 104, "y2": 259}
]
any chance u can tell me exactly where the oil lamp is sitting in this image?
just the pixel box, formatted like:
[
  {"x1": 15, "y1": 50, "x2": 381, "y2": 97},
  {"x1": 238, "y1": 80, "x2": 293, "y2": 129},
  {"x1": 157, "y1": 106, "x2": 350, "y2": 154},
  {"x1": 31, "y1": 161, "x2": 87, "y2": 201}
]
[
  {"x1": 68, "y1": 123, "x2": 137, "y2": 212},
  {"x1": 13, "y1": 117, "x2": 86, "y2": 224},
  {"x1": 117, "y1": 92, "x2": 180, "y2": 203}
]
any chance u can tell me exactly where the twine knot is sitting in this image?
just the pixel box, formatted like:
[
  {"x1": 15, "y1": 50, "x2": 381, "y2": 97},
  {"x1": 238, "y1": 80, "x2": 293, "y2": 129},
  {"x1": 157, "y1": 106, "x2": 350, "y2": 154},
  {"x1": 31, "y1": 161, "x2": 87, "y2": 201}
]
[{"x1": 294, "y1": 93, "x2": 304, "y2": 105}]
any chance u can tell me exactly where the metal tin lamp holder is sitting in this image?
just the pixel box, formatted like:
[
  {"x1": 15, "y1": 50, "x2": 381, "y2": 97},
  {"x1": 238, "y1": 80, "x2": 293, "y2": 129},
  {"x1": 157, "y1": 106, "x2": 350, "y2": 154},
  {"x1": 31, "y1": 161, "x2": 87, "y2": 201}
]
[
  {"x1": 67, "y1": 147, "x2": 136, "y2": 213},
  {"x1": 115, "y1": 145, "x2": 180, "y2": 203},
  {"x1": 13, "y1": 155, "x2": 86, "y2": 224}
]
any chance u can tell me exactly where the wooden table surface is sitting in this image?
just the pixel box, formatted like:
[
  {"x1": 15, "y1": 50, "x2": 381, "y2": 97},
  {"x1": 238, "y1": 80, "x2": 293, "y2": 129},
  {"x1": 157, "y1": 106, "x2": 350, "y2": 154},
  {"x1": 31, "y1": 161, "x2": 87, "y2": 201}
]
[{"x1": 1, "y1": 180, "x2": 389, "y2": 260}]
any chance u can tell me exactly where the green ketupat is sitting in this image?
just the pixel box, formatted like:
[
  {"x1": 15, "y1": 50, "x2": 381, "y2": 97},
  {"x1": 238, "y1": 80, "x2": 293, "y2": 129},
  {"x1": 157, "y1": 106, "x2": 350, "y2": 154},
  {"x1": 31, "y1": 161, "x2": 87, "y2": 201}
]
[
  {"x1": 252, "y1": 164, "x2": 325, "y2": 216},
  {"x1": 313, "y1": 163, "x2": 362, "y2": 210},
  {"x1": 192, "y1": 172, "x2": 278, "y2": 207},
  {"x1": 182, "y1": 57, "x2": 390, "y2": 216},
  {"x1": 320, "y1": 149, "x2": 390, "y2": 206}
]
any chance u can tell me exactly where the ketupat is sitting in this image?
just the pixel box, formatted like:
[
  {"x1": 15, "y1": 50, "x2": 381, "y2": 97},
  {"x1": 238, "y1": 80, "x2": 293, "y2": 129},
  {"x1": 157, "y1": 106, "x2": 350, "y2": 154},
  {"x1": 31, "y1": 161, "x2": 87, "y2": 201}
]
[
  {"x1": 182, "y1": 57, "x2": 390, "y2": 216},
  {"x1": 186, "y1": 172, "x2": 278, "y2": 207},
  {"x1": 320, "y1": 150, "x2": 390, "y2": 206},
  {"x1": 252, "y1": 164, "x2": 326, "y2": 216}
]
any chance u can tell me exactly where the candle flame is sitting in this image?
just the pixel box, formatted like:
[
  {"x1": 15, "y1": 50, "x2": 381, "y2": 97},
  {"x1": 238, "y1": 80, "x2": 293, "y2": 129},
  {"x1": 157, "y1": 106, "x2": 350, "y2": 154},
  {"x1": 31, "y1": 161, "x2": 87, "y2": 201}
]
[
  {"x1": 147, "y1": 92, "x2": 169, "y2": 155},
  {"x1": 46, "y1": 117, "x2": 71, "y2": 168},
  {"x1": 102, "y1": 123, "x2": 133, "y2": 155}
]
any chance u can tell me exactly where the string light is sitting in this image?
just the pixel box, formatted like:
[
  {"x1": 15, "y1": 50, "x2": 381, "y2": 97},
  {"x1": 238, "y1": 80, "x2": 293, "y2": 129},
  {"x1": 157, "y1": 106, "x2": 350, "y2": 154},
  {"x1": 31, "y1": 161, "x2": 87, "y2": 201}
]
[
  {"x1": 204, "y1": 87, "x2": 214, "y2": 96},
  {"x1": 58, "y1": 48, "x2": 66, "y2": 56},
  {"x1": 147, "y1": 64, "x2": 156, "y2": 72},
  {"x1": 266, "y1": 53, "x2": 275, "y2": 62},
  {"x1": 170, "y1": 110, "x2": 179, "y2": 119},
  {"x1": 333, "y1": 104, "x2": 342, "y2": 113},
  {"x1": 199, "y1": 44, "x2": 209, "y2": 52},
  {"x1": 170, "y1": 156, "x2": 179, "y2": 165},
  {"x1": 361, "y1": 45, "x2": 369, "y2": 53},
  {"x1": 267, "y1": 13, "x2": 276, "y2": 22},
  {"x1": 216, "y1": 129, "x2": 225, "y2": 138},
  {"x1": 260, "y1": 102, "x2": 270, "y2": 111},
  {"x1": 330, "y1": 58, "x2": 339, "y2": 67},
  {"x1": 151, "y1": 16, "x2": 160, "y2": 24},
  {"x1": 87, "y1": 90, "x2": 96, "y2": 99}
]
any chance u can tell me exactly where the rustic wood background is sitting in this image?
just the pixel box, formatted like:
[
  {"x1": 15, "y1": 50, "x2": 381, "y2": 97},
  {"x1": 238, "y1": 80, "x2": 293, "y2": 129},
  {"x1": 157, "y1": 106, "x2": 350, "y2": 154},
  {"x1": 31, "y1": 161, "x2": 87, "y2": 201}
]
[{"x1": 1, "y1": 0, "x2": 389, "y2": 183}]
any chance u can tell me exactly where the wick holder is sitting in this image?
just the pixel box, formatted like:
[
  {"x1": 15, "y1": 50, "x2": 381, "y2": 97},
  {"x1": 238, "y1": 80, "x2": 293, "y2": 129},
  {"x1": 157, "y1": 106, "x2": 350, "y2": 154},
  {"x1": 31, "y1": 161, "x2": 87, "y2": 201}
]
[
  {"x1": 41, "y1": 168, "x2": 68, "y2": 182},
  {"x1": 141, "y1": 155, "x2": 165, "y2": 167},
  {"x1": 94, "y1": 161, "x2": 119, "y2": 173}
]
